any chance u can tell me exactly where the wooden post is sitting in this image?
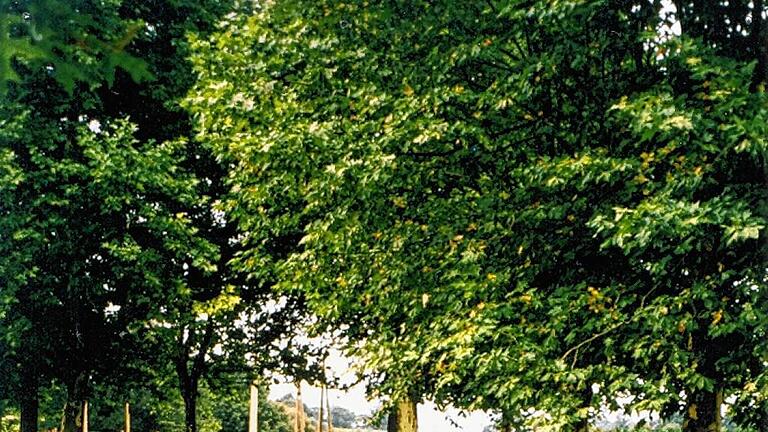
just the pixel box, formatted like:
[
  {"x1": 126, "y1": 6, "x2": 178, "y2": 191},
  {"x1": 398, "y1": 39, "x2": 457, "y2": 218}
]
[
  {"x1": 125, "y1": 402, "x2": 131, "y2": 432},
  {"x1": 316, "y1": 384, "x2": 324, "y2": 432},
  {"x1": 82, "y1": 401, "x2": 88, "y2": 432},
  {"x1": 249, "y1": 383, "x2": 258, "y2": 432},
  {"x1": 325, "y1": 386, "x2": 333, "y2": 432}
]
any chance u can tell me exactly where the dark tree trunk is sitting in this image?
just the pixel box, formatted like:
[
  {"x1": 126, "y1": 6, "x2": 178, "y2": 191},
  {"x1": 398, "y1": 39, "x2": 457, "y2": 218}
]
[
  {"x1": 387, "y1": 399, "x2": 417, "y2": 432},
  {"x1": 750, "y1": 0, "x2": 768, "y2": 91},
  {"x1": 760, "y1": 401, "x2": 768, "y2": 432},
  {"x1": 683, "y1": 387, "x2": 722, "y2": 432},
  {"x1": 574, "y1": 386, "x2": 593, "y2": 432},
  {"x1": 19, "y1": 361, "x2": 39, "y2": 432},
  {"x1": 174, "y1": 321, "x2": 214, "y2": 432},
  {"x1": 182, "y1": 381, "x2": 198, "y2": 432},
  {"x1": 499, "y1": 411, "x2": 513, "y2": 432},
  {"x1": 60, "y1": 372, "x2": 89, "y2": 432}
]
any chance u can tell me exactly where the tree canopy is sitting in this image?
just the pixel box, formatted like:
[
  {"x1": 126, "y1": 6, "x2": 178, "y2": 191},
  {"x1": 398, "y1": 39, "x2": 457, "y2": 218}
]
[
  {"x1": 0, "y1": 1, "x2": 766, "y2": 432},
  {"x1": 1, "y1": 1, "x2": 312, "y2": 432},
  {"x1": 186, "y1": 1, "x2": 767, "y2": 431}
]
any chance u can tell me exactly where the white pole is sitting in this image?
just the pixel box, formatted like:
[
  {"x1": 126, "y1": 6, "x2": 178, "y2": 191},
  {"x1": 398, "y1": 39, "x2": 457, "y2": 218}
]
[
  {"x1": 125, "y1": 402, "x2": 131, "y2": 432},
  {"x1": 249, "y1": 383, "x2": 259, "y2": 432},
  {"x1": 82, "y1": 401, "x2": 88, "y2": 432}
]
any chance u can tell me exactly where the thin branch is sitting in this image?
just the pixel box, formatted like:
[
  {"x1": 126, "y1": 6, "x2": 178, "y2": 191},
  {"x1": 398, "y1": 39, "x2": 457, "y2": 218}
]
[
  {"x1": 562, "y1": 285, "x2": 656, "y2": 366},
  {"x1": 192, "y1": 319, "x2": 216, "y2": 381},
  {"x1": 560, "y1": 320, "x2": 627, "y2": 365},
  {"x1": 498, "y1": 47, "x2": 522, "y2": 61},
  {"x1": 398, "y1": 148, "x2": 460, "y2": 158},
  {"x1": 475, "y1": 58, "x2": 514, "y2": 72}
]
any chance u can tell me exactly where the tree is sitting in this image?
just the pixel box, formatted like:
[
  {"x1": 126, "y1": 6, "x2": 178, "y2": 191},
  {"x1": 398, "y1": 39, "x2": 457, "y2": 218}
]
[
  {"x1": 0, "y1": 104, "x2": 217, "y2": 432},
  {"x1": 1, "y1": 2, "x2": 316, "y2": 432},
  {"x1": 0, "y1": 1, "x2": 234, "y2": 431},
  {"x1": 187, "y1": 1, "x2": 767, "y2": 432},
  {"x1": 186, "y1": 0, "x2": 638, "y2": 428},
  {"x1": 328, "y1": 406, "x2": 356, "y2": 429}
]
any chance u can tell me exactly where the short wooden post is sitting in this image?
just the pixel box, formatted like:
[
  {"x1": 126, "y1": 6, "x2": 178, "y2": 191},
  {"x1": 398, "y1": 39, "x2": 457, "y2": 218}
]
[
  {"x1": 82, "y1": 401, "x2": 88, "y2": 432},
  {"x1": 124, "y1": 402, "x2": 131, "y2": 432},
  {"x1": 248, "y1": 383, "x2": 258, "y2": 432}
]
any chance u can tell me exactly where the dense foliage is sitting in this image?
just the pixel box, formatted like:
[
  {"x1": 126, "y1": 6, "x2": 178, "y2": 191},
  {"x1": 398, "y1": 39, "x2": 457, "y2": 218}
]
[
  {"x1": 0, "y1": 0, "x2": 152, "y2": 95},
  {"x1": 1, "y1": 1, "x2": 766, "y2": 432},
  {"x1": 186, "y1": 1, "x2": 767, "y2": 431},
  {"x1": 1, "y1": 1, "x2": 313, "y2": 432}
]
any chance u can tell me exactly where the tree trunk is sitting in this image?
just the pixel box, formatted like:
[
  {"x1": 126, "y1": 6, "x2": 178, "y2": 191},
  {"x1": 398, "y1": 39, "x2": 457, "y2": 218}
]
[
  {"x1": 19, "y1": 361, "x2": 39, "y2": 432},
  {"x1": 387, "y1": 399, "x2": 417, "y2": 432},
  {"x1": 181, "y1": 378, "x2": 199, "y2": 432},
  {"x1": 575, "y1": 419, "x2": 589, "y2": 432},
  {"x1": 499, "y1": 411, "x2": 513, "y2": 432},
  {"x1": 575, "y1": 386, "x2": 593, "y2": 432},
  {"x1": 316, "y1": 384, "x2": 324, "y2": 432},
  {"x1": 60, "y1": 372, "x2": 89, "y2": 432},
  {"x1": 294, "y1": 382, "x2": 305, "y2": 432},
  {"x1": 750, "y1": 0, "x2": 768, "y2": 91},
  {"x1": 683, "y1": 387, "x2": 722, "y2": 432},
  {"x1": 325, "y1": 386, "x2": 333, "y2": 432},
  {"x1": 759, "y1": 400, "x2": 768, "y2": 432},
  {"x1": 175, "y1": 321, "x2": 215, "y2": 432}
]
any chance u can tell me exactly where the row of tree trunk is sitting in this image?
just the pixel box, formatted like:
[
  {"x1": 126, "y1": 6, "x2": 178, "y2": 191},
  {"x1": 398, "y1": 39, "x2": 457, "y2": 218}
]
[
  {"x1": 314, "y1": 384, "x2": 333, "y2": 432},
  {"x1": 291, "y1": 382, "x2": 336, "y2": 432},
  {"x1": 20, "y1": 397, "x2": 131, "y2": 432},
  {"x1": 25, "y1": 378, "x2": 762, "y2": 432},
  {"x1": 290, "y1": 380, "x2": 417, "y2": 432}
]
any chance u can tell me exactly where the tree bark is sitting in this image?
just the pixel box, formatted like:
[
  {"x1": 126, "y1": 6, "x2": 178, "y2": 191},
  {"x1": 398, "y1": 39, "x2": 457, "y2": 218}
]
[
  {"x1": 19, "y1": 360, "x2": 39, "y2": 432},
  {"x1": 499, "y1": 411, "x2": 513, "y2": 432},
  {"x1": 750, "y1": 0, "x2": 768, "y2": 91},
  {"x1": 759, "y1": 400, "x2": 768, "y2": 432},
  {"x1": 325, "y1": 386, "x2": 333, "y2": 432},
  {"x1": 60, "y1": 372, "x2": 89, "y2": 432},
  {"x1": 182, "y1": 382, "x2": 198, "y2": 432},
  {"x1": 575, "y1": 386, "x2": 593, "y2": 432},
  {"x1": 175, "y1": 321, "x2": 215, "y2": 432},
  {"x1": 683, "y1": 386, "x2": 722, "y2": 432},
  {"x1": 387, "y1": 399, "x2": 417, "y2": 432},
  {"x1": 294, "y1": 382, "x2": 305, "y2": 432},
  {"x1": 316, "y1": 384, "x2": 324, "y2": 432}
]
